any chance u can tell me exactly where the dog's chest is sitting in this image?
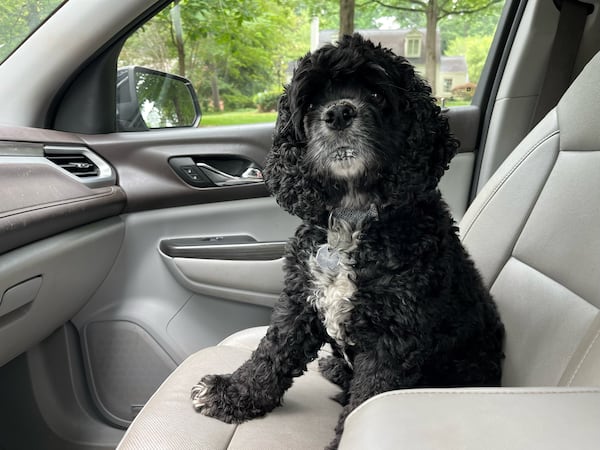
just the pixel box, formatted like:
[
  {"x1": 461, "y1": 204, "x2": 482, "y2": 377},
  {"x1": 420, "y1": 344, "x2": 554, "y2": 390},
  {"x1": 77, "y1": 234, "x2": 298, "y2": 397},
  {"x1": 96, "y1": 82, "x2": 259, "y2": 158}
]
[{"x1": 308, "y1": 221, "x2": 361, "y2": 348}]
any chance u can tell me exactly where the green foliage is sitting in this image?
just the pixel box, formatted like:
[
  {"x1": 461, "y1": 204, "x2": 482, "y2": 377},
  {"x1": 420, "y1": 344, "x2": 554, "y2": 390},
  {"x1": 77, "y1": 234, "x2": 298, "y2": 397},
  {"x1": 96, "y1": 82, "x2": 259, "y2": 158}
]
[
  {"x1": 255, "y1": 90, "x2": 283, "y2": 112},
  {"x1": 220, "y1": 93, "x2": 255, "y2": 111},
  {"x1": 115, "y1": 0, "x2": 506, "y2": 121},
  {"x1": 0, "y1": 0, "x2": 64, "y2": 62},
  {"x1": 121, "y1": 0, "x2": 311, "y2": 113},
  {"x1": 445, "y1": 34, "x2": 494, "y2": 84},
  {"x1": 134, "y1": 71, "x2": 198, "y2": 127}
]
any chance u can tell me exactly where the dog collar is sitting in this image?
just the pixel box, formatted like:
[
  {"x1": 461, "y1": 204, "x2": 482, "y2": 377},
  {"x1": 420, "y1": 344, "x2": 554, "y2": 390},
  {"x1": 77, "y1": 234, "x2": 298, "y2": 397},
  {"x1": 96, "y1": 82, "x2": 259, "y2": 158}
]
[
  {"x1": 330, "y1": 203, "x2": 379, "y2": 228},
  {"x1": 315, "y1": 204, "x2": 378, "y2": 271}
]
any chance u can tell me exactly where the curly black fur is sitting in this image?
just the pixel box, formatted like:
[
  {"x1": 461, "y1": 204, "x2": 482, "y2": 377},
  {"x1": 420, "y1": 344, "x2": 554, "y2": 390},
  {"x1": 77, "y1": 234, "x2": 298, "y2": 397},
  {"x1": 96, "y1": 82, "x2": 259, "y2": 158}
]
[{"x1": 192, "y1": 34, "x2": 504, "y2": 449}]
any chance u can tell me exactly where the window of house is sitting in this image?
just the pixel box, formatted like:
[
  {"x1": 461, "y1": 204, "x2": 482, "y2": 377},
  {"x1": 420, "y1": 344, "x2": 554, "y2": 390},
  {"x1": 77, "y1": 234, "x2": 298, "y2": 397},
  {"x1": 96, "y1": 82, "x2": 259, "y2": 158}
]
[
  {"x1": 405, "y1": 38, "x2": 422, "y2": 58},
  {"x1": 444, "y1": 78, "x2": 453, "y2": 92}
]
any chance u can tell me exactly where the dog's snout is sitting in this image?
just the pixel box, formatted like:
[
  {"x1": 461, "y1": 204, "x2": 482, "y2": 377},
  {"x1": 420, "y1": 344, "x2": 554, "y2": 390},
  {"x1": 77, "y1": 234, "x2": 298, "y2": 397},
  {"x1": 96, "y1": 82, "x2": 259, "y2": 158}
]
[{"x1": 324, "y1": 103, "x2": 357, "y2": 130}]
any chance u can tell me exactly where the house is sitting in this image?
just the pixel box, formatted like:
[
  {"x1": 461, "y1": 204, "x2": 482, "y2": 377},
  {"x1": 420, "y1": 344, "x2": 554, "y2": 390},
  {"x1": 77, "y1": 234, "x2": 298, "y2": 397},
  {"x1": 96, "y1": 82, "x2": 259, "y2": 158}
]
[{"x1": 318, "y1": 29, "x2": 468, "y2": 98}]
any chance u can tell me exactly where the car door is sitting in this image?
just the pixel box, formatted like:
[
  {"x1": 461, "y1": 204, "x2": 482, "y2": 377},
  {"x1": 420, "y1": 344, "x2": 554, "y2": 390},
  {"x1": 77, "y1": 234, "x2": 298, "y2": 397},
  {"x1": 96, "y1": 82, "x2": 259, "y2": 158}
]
[{"x1": 2, "y1": 0, "x2": 564, "y2": 447}]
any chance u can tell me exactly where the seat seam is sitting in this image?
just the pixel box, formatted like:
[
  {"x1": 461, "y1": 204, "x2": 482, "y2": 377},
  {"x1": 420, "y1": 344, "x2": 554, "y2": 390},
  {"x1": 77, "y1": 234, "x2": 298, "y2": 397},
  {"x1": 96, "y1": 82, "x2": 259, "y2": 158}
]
[
  {"x1": 507, "y1": 254, "x2": 590, "y2": 304},
  {"x1": 368, "y1": 389, "x2": 600, "y2": 399},
  {"x1": 498, "y1": 255, "x2": 600, "y2": 387},
  {"x1": 225, "y1": 424, "x2": 239, "y2": 450},
  {"x1": 486, "y1": 145, "x2": 561, "y2": 290},
  {"x1": 462, "y1": 129, "x2": 560, "y2": 240},
  {"x1": 567, "y1": 326, "x2": 600, "y2": 386}
]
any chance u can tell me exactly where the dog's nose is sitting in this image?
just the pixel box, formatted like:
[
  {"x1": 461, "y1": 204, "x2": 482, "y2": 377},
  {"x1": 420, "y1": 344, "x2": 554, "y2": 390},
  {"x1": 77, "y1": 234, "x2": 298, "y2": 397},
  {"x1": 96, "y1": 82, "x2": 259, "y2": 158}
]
[{"x1": 324, "y1": 103, "x2": 357, "y2": 130}]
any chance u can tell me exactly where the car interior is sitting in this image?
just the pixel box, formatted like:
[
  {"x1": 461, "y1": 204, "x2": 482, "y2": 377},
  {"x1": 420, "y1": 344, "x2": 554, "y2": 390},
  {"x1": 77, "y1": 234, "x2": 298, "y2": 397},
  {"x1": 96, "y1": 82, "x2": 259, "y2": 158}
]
[{"x1": 0, "y1": 0, "x2": 599, "y2": 449}]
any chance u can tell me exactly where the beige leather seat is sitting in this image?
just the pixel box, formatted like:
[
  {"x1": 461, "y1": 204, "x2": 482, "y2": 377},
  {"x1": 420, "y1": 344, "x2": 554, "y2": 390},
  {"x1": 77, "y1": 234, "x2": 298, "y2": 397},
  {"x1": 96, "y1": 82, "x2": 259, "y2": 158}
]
[{"x1": 118, "y1": 51, "x2": 600, "y2": 450}]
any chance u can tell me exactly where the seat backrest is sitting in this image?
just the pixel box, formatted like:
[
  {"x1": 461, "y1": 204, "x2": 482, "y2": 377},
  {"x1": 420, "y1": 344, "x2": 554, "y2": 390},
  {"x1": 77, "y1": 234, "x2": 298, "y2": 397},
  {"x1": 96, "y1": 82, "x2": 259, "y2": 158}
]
[{"x1": 460, "y1": 50, "x2": 600, "y2": 388}]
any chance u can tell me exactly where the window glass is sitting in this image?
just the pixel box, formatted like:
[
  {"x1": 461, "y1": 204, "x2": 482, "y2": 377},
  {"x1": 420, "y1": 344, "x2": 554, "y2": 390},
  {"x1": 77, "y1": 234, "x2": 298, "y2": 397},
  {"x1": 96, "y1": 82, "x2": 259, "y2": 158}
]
[
  {"x1": 0, "y1": 0, "x2": 66, "y2": 64},
  {"x1": 118, "y1": 0, "x2": 506, "y2": 128}
]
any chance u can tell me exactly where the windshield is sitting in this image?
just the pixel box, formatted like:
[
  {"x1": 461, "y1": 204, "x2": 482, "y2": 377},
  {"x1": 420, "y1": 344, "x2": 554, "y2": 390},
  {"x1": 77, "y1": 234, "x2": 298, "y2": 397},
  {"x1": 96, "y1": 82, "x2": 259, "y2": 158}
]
[{"x1": 0, "y1": 0, "x2": 67, "y2": 64}]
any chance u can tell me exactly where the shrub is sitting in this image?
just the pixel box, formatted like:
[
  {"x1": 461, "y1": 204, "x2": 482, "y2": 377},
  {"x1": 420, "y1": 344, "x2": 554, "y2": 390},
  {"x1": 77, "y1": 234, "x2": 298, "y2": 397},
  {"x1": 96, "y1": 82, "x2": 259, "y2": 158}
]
[
  {"x1": 221, "y1": 93, "x2": 255, "y2": 111},
  {"x1": 255, "y1": 90, "x2": 282, "y2": 112}
]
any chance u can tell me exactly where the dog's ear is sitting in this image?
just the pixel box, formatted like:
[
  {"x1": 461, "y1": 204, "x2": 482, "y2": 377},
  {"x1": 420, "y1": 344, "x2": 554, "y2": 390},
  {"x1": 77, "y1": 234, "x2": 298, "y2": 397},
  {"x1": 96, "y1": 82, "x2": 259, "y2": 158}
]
[
  {"x1": 404, "y1": 73, "x2": 459, "y2": 186},
  {"x1": 263, "y1": 92, "x2": 328, "y2": 223}
]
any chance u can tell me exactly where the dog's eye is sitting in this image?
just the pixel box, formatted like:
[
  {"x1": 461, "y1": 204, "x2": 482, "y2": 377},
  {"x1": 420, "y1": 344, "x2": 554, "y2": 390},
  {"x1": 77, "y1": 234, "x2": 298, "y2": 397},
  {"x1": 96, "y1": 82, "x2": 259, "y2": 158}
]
[
  {"x1": 370, "y1": 92, "x2": 384, "y2": 103},
  {"x1": 307, "y1": 103, "x2": 315, "y2": 112}
]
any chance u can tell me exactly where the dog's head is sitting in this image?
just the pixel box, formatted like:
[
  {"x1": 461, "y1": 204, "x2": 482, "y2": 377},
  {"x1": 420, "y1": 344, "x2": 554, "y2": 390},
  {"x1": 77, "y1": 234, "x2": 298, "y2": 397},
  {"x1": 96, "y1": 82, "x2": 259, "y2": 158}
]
[{"x1": 264, "y1": 33, "x2": 458, "y2": 223}]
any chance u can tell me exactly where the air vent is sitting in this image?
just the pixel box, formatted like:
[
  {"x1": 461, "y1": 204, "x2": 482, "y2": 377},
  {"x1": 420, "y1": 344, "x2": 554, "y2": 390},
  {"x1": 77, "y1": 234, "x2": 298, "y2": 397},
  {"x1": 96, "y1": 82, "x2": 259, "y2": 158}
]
[
  {"x1": 43, "y1": 145, "x2": 116, "y2": 188},
  {"x1": 45, "y1": 153, "x2": 100, "y2": 178}
]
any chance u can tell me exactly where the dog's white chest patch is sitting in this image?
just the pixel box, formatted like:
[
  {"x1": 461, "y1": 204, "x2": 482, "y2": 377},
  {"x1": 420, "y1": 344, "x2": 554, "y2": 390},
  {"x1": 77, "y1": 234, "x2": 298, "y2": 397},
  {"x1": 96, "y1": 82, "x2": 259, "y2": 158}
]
[{"x1": 308, "y1": 221, "x2": 360, "y2": 347}]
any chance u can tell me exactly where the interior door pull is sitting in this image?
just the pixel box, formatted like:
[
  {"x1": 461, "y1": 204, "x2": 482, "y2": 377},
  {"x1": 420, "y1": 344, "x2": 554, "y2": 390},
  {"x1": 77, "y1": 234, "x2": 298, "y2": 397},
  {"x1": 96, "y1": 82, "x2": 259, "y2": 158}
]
[
  {"x1": 160, "y1": 236, "x2": 285, "y2": 261},
  {"x1": 195, "y1": 163, "x2": 263, "y2": 186}
]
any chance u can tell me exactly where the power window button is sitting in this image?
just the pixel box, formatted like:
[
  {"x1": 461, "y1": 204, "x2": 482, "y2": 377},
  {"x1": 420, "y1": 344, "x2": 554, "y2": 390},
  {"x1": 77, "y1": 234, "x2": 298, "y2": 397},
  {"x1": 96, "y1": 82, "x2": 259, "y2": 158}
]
[{"x1": 182, "y1": 166, "x2": 196, "y2": 175}]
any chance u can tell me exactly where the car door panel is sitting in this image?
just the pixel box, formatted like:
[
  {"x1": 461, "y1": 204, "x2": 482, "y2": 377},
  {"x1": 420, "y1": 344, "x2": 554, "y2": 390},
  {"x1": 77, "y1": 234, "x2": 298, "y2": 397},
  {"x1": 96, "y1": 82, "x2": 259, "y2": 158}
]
[
  {"x1": 441, "y1": 105, "x2": 481, "y2": 222},
  {"x1": 79, "y1": 124, "x2": 274, "y2": 213},
  {"x1": 71, "y1": 197, "x2": 297, "y2": 426},
  {"x1": 0, "y1": 127, "x2": 126, "y2": 367}
]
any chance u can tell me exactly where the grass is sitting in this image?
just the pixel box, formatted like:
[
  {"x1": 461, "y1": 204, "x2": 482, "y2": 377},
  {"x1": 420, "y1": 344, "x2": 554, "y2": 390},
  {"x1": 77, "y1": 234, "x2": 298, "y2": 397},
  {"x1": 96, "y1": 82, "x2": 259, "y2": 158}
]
[
  {"x1": 444, "y1": 99, "x2": 472, "y2": 107},
  {"x1": 200, "y1": 109, "x2": 277, "y2": 127},
  {"x1": 199, "y1": 101, "x2": 473, "y2": 127}
]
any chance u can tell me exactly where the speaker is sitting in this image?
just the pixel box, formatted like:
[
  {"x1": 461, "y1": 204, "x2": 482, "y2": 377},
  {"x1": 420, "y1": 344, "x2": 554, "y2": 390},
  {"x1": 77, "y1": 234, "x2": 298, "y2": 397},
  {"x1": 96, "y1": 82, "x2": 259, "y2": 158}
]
[{"x1": 83, "y1": 320, "x2": 177, "y2": 427}]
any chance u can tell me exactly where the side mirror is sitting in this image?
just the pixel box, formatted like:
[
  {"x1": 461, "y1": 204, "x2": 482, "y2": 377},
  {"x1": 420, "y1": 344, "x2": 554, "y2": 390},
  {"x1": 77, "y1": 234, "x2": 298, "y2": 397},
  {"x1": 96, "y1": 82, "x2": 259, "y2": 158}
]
[{"x1": 116, "y1": 66, "x2": 201, "y2": 131}]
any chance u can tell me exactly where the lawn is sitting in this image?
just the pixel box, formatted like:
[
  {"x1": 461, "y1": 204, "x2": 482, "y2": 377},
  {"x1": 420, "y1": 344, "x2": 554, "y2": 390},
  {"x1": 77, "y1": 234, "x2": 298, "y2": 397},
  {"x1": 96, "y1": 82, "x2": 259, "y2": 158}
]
[
  {"x1": 199, "y1": 102, "x2": 473, "y2": 127},
  {"x1": 200, "y1": 109, "x2": 277, "y2": 127}
]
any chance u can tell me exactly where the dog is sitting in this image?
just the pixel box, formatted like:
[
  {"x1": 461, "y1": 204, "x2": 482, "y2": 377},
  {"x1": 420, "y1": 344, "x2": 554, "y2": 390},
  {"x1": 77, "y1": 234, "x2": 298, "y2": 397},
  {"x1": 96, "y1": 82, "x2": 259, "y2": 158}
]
[{"x1": 191, "y1": 33, "x2": 505, "y2": 449}]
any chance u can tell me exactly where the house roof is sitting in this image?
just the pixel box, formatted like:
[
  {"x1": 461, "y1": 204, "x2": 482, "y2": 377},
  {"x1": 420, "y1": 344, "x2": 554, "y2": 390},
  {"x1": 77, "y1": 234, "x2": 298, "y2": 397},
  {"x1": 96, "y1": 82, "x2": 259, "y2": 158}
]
[
  {"x1": 441, "y1": 56, "x2": 467, "y2": 73},
  {"x1": 318, "y1": 28, "x2": 440, "y2": 63}
]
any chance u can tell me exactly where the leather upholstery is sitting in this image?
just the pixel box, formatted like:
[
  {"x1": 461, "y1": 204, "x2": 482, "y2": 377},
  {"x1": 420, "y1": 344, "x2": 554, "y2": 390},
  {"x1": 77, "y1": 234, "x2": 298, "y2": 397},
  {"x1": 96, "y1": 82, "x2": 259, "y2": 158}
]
[
  {"x1": 340, "y1": 387, "x2": 600, "y2": 450},
  {"x1": 118, "y1": 51, "x2": 600, "y2": 450},
  {"x1": 118, "y1": 328, "x2": 341, "y2": 450}
]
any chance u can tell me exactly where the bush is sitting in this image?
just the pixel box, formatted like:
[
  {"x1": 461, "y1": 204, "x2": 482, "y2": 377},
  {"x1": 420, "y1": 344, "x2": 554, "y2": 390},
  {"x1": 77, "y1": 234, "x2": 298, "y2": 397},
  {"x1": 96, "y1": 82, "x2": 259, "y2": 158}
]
[
  {"x1": 255, "y1": 90, "x2": 282, "y2": 112},
  {"x1": 221, "y1": 93, "x2": 255, "y2": 111}
]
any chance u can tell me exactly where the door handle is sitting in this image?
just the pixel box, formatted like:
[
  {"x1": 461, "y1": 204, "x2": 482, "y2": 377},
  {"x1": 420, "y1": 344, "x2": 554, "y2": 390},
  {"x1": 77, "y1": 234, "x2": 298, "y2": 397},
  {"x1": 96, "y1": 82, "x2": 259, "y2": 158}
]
[
  {"x1": 159, "y1": 235, "x2": 286, "y2": 260},
  {"x1": 196, "y1": 163, "x2": 263, "y2": 187},
  {"x1": 169, "y1": 156, "x2": 264, "y2": 188}
]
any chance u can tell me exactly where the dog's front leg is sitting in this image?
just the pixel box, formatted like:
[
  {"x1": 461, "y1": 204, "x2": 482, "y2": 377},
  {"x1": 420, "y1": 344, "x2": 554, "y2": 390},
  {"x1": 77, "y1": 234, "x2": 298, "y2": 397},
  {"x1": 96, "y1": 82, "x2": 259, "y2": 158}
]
[
  {"x1": 326, "y1": 350, "x2": 421, "y2": 450},
  {"x1": 191, "y1": 293, "x2": 325, "y2": 424}
]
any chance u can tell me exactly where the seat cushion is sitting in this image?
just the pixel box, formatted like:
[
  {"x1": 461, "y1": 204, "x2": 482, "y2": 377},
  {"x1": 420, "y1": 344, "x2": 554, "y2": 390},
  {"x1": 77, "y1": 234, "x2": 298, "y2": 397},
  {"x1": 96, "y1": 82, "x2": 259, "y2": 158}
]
[
  {"x1": 340, "y1": 387, "x2": 600, "y2": 450},
  {"x1": 117, "y1": 327, "x2": 342, "y2": 450}
]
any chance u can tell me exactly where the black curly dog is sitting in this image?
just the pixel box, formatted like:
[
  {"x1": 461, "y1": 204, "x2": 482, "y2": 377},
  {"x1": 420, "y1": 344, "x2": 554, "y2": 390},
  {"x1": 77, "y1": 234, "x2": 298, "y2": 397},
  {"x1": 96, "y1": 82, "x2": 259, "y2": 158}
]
[{"x1": 191, "y1": 34, "x2": 504, "y2": 449}]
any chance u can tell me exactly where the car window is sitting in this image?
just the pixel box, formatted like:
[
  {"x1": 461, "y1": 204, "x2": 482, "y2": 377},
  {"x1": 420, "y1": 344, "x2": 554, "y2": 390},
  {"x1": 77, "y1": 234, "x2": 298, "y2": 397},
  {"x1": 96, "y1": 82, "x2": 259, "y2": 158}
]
[
  {"x1": 118, "y1": 0, "x2": 506, "y2": 129},
  {"x1": 0, "y1": 0, "x2": 67, "y2": 64}
]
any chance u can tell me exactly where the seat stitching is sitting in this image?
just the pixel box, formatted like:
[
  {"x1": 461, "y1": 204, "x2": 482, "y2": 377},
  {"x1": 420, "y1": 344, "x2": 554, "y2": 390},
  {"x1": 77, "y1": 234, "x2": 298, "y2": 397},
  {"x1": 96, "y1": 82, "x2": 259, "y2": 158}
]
[
  {"x1": 462, "y1": 129, "x2": 559, "y2": 240},
  {"x1": 567, "y1": 326, "x2": 600, "y2": 386},
  {"x1": 366, "y1": 389, "x2": 600, "y2": 399},
  {"x1": 225, "y1": 424, "x2": 239, "y2": 450},
  {"x1": 508, "y1": 254, "x2": 588, "y2": 302},
  {"x1": 497, "y1": 255, "x2": 600, "y2": 387},
  {"x1": 486, "y1": 145, "x2": 561, "y2": 290}
]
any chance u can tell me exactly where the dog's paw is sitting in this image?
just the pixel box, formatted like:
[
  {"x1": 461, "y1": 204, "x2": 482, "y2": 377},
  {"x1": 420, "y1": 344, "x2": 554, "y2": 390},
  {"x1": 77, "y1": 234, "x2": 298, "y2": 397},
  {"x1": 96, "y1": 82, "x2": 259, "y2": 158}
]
[
  {"x1": 190, "y1": 375, "x2": 214, "y2": 412},
  {"x1": 190, "y1": 373, "x2": 274, "y2": 423},
  {"x1": 191, "y1": 374, "x2": 239, "y2": 422}
]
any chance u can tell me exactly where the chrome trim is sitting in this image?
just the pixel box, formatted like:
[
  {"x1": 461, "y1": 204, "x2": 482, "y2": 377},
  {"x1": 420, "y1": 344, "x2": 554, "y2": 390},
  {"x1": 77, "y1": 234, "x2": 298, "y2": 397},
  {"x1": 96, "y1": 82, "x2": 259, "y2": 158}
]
[{"x1": 44, "y1": 145, "x2": 116, "y2": 188}]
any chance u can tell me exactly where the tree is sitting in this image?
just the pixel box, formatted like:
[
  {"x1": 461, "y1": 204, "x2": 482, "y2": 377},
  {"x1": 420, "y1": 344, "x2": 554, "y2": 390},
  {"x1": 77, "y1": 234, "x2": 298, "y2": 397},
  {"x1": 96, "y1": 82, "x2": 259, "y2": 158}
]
[
  {"x1": 340, "y1": 0, "x2": 355, "y2": 37},
  {"x1": 0, "y1": 1, "x2": 60, "y2": 62},
  {"x1": 445, "y1": 34, "x2": 493, "y2": 84},
  {"x1": 121, "y1": 0, "x2": 309, "y2": 113},
  {"x1": 367, "y1": 0, "x2": 502, "y2": 94}
]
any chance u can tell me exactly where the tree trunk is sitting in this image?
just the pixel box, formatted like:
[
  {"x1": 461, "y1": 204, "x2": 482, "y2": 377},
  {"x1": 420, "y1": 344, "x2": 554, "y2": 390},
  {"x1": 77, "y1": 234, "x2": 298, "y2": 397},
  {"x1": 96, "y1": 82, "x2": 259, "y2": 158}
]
[
  {"x1": 425, "y1": 0, "x2": 438, "y2": 96},
  {"x1": 25, "y1": 0, "x2": 40, "y2": 30},
  {"x1": 210, "y1": 68, "x2": 222, "y2": 112},
  {"x1": 339, "y1": 0, "x2": 355, "y2": 39},
  {"x1": 171, "y1": 2, "x2": 186, "y2": 77}
]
